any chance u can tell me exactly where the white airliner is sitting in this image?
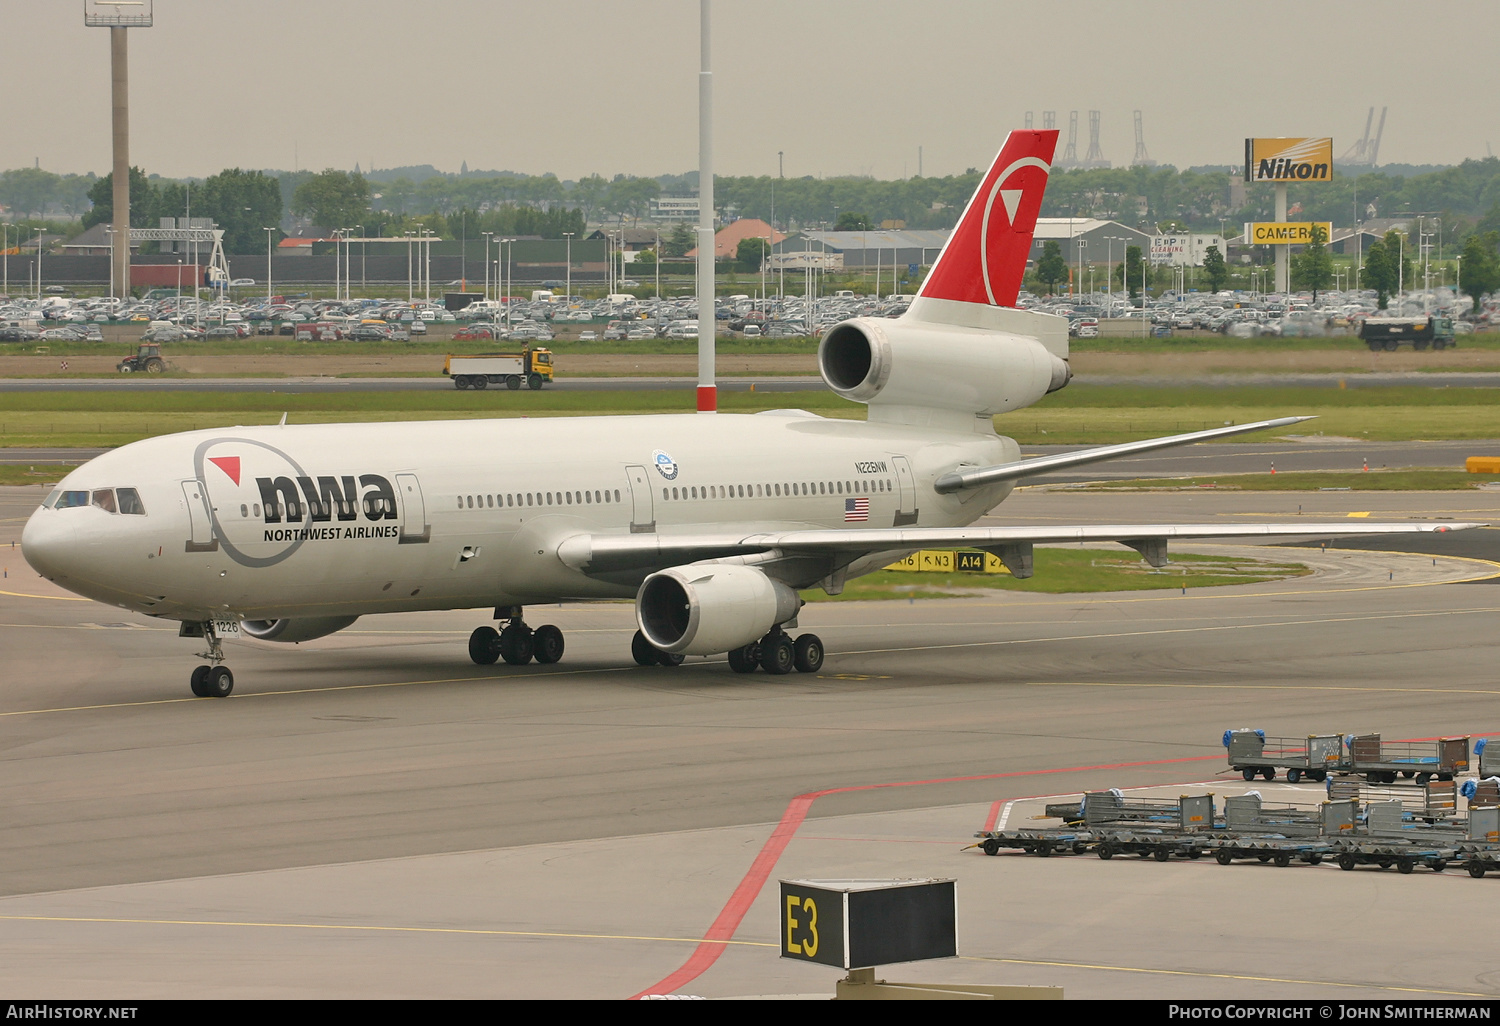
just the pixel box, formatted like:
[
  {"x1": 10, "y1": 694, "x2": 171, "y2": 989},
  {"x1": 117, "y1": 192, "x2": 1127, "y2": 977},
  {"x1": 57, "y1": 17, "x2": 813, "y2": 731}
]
[{"x1": 21, "y1": 130, "x2": 1479, "y2": 697}]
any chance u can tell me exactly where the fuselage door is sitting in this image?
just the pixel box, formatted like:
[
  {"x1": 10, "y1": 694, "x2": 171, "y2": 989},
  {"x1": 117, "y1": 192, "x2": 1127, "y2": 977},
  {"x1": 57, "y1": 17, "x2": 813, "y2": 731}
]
[
  {"x1": 892, "y1": 455, "x2": 918, "y2": 526},
  {"x1": 625, "y1": 465, "x2": 655, "y2": 534},
  {"x1": 395, "y1": 473, "x2": 430, "y2": 543},
  {"x1": 181, "y1": 479, "x2": 219, "y2": 552}
]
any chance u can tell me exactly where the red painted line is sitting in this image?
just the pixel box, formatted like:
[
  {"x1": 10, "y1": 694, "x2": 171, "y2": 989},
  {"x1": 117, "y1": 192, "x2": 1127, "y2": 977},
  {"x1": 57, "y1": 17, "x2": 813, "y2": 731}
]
[
  {"x1": 629, "y1": 750, "x2": 1220, "y2": 999},
  {"x1": 982, "y1": 799, "x2": 1005, "y2": 832}
]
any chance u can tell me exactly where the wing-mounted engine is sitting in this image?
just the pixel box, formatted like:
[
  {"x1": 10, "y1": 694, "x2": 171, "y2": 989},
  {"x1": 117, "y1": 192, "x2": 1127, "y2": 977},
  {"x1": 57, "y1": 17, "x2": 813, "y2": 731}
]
[
  {"x1": 818, "y1": 316, "x2": 1071, "y2": 424},
  {"x1": 241, "y1": 616, "x2": 360, "y2": 643},
  {"x1": 636, "y1": 564, "x2": 801, "y2": 656}
]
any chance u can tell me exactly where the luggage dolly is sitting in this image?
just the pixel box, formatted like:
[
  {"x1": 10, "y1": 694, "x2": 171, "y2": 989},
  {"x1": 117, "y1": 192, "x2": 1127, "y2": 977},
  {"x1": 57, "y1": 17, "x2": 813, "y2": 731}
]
[
  {"x1": 970, "y1": 828, "x2": 1094, "y2": 857},
  {"x1": 1091, "y1": 829, "x2": 1207, "y2": 863},
  {"x1": 1455, "y1": 846, "x2": 1500, "y2": 878},
  {"x1": 1201, "y1": 835, "x2": 1332, "y2": 868},
  {"x1": 1327, "y1": 840, "x2": 1457, "y2": 874}
]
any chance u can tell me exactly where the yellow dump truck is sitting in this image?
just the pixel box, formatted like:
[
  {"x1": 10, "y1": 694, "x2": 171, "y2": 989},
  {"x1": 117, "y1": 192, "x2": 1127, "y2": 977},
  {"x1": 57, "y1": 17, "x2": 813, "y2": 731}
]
[{"x1": 444, "y1": 348, "x2": 554, "y2": 390}]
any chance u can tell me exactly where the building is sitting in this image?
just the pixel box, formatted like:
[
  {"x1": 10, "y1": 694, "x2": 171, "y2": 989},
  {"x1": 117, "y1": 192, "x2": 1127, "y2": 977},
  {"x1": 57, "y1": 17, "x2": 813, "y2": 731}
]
[
  {"x1": 1031, "y1": 218, "x2": 1152, "y2": 266},
  {"x1": 1149, "y1": 232, "x2": 1228, "y2": 267},
  {"x1": 771, "y1": 228, "x2": 950, "y2": 270},
  {"x1": 650, "y1": 196, "x2": 699, "y2": 221},
  {"x1": 60, "y1": 223, "x2": 139, "y2": 258},
  {"x1": 686, "y1": 219, "x2": 786, "y2": 260}
]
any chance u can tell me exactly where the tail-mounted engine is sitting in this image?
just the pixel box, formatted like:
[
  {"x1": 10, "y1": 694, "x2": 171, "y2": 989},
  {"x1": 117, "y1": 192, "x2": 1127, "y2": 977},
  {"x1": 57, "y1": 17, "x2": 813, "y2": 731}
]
[{"x1": 819, "y1": 316, "x2": 1070, "y2": 419}]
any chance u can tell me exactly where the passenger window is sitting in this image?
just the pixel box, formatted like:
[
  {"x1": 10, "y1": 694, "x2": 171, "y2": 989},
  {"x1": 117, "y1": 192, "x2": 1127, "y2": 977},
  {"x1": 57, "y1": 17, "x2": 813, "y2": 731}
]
[
  {"x1": 456, "y1": 497, "x2": 463, "y2": 510},
  {"x1": 614, "y1": 489, "x2": 621, "y2": 502},
  {"x1": 253, "y1": 503, "x2": 262, "y2": 518},
  {"x1": 240, "y1": 504, "x2": 248, "y2": 518},
  {"x1": 526, "y1": 494, "x2": 533, "y2": 506},
  {"x1": 91, "y1": 489, "x2": 117, "y2": 513}
]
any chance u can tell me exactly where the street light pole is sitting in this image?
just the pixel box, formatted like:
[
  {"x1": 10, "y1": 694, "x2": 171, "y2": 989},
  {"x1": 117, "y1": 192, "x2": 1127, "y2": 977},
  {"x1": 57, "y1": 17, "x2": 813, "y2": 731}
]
[
  {"x1": 263, "y1": 227, "x2": 274, "y2": 306},
  {"x1": 563, "y1": 231, "x2": 574, "y2": 305}
]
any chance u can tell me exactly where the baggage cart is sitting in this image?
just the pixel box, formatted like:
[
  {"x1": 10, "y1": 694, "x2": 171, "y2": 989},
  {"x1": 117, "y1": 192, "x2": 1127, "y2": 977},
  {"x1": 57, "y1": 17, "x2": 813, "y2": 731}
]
[
  {"x1": 1478, "y1": 737, "x2": 1498, "y2": 779},
  {"x1": 1346, "y1": 733, "x2": 1469, "y2": 784},
  {"x1": 972, "y1": 828, "x2": 1094, "y2": 858},
  {"x1": 1327, "y1": 778, "x2": 1460, "y2": 822},
  {"x1": 1224, "y1": 729, "x2": 1344, "y2": 783},
  {"x1": 1086, "y1": 793, "x2": 1218, "y2": 862},
  {"x1": 1456, "y1": 807, "x2": 1500, "y2": 878}
]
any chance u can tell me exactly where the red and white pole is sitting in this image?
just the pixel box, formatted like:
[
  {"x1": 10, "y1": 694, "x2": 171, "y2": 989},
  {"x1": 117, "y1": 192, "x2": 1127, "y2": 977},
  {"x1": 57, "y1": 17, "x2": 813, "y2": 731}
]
[{"x1": 696, "y1": 0, "x2": 717, "y2": 413}]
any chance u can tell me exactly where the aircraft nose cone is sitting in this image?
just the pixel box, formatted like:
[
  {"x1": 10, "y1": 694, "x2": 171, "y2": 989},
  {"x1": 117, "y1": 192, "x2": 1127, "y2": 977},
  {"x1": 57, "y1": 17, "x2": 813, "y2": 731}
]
[{"x1": 21, "y1": 509, "x2": 78, "y2": 581}]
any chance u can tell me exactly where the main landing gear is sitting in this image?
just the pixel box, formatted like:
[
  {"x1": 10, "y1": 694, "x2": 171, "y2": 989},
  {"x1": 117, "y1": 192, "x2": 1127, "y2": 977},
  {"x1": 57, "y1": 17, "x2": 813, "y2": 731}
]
[
  {"x1": 632, "y1": 627, "x2": 824, "y2": 674},
  {"x1": 186, "y1": 621, "x2": 234, "y2": 698},
  {"x1": 469, "y1": 607, "x2": 565, "y2": 667},
  {"x1": 726, "y1": 628, "x2": 824, "y2": 675}
]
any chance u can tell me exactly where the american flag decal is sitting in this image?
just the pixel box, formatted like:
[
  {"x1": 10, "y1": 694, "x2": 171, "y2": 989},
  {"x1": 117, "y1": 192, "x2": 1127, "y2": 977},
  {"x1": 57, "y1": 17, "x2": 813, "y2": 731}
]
[{"x1": 844, "y1": 497, "x2": 870, "y2": 522}]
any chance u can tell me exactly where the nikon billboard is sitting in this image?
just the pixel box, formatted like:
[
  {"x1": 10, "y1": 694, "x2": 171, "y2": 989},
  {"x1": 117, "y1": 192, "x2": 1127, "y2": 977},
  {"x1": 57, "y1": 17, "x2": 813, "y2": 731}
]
[{"x1": 1244, "y1": 138, "x2": 1333, "y2": 182}]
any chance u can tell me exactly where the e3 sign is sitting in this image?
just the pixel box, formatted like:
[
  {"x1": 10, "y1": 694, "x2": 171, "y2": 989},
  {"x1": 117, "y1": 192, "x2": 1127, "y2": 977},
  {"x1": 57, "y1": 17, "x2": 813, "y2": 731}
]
[
  {"x1": 1244, "y1": 138, "x2": 1333, "y2": 182},
  {"x1": 780, "y1": 878, "x2": 957, "y2": 970}
]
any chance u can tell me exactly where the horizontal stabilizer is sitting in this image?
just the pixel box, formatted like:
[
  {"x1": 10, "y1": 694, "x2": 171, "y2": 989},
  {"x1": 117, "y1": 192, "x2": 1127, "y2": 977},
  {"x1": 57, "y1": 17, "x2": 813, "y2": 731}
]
[{"x1": 934, "y1": 416, "x2": 1316, "y2": 493}]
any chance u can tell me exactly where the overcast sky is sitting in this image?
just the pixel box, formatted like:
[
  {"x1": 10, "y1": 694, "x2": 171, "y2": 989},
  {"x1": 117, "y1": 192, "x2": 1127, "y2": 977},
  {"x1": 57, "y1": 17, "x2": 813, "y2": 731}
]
[{"x1": 7, "y1": 0, "x2": 1497, "y2": 181}]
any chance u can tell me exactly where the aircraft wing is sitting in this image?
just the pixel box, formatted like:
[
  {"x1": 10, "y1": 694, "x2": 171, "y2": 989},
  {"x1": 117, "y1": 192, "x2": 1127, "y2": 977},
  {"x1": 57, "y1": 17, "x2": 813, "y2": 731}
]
[
  {"x1": 934, "y1": 415, "x2": 1316, "y2": 492},
  {"x1": 559, "y1": 520, "x2": 1485, "y2": 579}
]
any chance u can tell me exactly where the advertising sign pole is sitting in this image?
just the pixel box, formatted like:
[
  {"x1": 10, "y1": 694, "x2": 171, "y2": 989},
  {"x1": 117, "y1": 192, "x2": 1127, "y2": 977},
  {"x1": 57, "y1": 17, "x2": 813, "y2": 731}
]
[{"x1": 1274, "y1": 184, "x2": 1288, "y2": 294}]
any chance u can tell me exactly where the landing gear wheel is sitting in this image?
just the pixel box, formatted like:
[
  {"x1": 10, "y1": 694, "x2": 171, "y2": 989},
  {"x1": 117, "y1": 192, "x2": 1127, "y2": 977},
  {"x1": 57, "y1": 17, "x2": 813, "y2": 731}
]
[
  {"x1": 532, "y1": 625, "x2": 564, "y2": 664},
  {"x1": 793, "y1": 634, "x2": 824, "y2": 673},
  {"x1": 528, "y1": 373, "x2": 544, "y2": 390},
  {"x1": 468, "y1": 626, "x2": 500, "y2": 665},
  {"x1": 506, "y1": 375, "x2": 521, "y2": 390},
  {"x1": 759, "y1": 632, "x2": 795, "y2": 675},
  {"x1": 190, "y1": 664, "x2": 211, "y2": 697},
  {"x1": 727, "y1": 644, "x2": 760, "y2": 673},
  {"x1": 631, "y1": 630, "x2": 656, "y2": 666},
  {"x1": 498, "y1": 624, "x2": 534, "y2": 665},
  {"x1": 655, "y1": 649, "x2": 684, "y2": 667},
  {"x1": 203, "y1": 665, "x2": 234, "y2": 698}
]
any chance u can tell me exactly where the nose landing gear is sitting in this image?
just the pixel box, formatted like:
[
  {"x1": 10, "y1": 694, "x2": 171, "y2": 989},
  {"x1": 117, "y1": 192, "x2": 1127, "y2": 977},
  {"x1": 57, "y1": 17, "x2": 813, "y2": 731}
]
[{"x1": 184, "y1": 621, "x2": 234, "y2": 697}]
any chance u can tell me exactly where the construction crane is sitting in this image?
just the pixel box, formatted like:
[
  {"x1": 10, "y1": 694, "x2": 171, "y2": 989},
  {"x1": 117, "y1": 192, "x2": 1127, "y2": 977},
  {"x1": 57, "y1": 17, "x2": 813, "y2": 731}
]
[
  {"x1": 1340, "y1": 106, "x2": 1387, "y2": 166},
  {"x1": 1059, "y1": 111, "x2": 1080, "y2": 168},
  {"x1": 1083, "y1": 110, "x2": 1110, "y2": 168},
  {"x1": 1131, "y1": 110, "x2": 1156, "y2": 168}
]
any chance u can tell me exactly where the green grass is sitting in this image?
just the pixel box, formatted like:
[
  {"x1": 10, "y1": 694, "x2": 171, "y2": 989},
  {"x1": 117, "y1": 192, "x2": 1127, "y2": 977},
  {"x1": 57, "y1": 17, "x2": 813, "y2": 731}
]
[
  {"x1": 0, "y1": 465, "x2": 73, "y2": 486},
  {"x1": 1073, "y1": 470, "x2": 1500, "y2": 492},
  {"x1": 8, "y1": 382, "x2": 1500, "y2": 448},
  {"x1": 802, "y1": 550, "x2": 1310, "y2": 600},
  {"x1": 0, "y1": 390, "x2": 865, "y2": 447}
]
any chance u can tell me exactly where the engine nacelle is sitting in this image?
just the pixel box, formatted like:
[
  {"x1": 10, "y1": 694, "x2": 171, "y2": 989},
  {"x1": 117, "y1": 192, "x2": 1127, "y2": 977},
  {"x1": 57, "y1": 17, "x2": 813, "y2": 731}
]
[
  {"x1": 240, "y1": 616, "x2": 360, "y2": 643},
  {"x1": 636, "y1": 564, "x2": 801, "y2": 656},
  {"x1": 819, "y1": 316, "x2": 1070, "y2": 417}
]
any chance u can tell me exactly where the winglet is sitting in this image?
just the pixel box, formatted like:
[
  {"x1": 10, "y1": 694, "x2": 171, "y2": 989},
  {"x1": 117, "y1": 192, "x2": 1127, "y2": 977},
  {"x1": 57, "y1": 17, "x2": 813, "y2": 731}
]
[{"x1": 918, "y1": 130, "x2": 1058, "y2": 309}]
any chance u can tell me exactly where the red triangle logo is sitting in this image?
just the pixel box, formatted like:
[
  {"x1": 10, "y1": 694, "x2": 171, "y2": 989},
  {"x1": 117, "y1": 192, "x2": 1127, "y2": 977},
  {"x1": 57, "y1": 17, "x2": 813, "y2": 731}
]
[{"x1": 208, "y1": 456, "x2": 241, "y2": 486}]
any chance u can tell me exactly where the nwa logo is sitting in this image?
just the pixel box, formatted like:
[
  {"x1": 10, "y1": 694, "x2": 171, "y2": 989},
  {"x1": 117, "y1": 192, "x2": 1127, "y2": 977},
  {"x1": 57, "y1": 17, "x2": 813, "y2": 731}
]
[{"x1": 256, "y1": 474, "x2": 397, "y2": 524}]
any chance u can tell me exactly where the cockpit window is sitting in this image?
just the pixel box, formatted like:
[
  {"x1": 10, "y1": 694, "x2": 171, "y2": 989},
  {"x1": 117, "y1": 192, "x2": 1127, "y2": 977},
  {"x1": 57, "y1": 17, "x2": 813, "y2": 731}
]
[
  {"x1": 53, "y1": 490, "x2": 90, "y2": 509},
  {"x1": 117, "y1": 488, "x2": 146, "y2": 515},
  {"x1": 92, "y1": 489, "x2": 117, "y2": 513},
  {"x1": 43, "y1": 489, "x2": 61, "y2": 509}
]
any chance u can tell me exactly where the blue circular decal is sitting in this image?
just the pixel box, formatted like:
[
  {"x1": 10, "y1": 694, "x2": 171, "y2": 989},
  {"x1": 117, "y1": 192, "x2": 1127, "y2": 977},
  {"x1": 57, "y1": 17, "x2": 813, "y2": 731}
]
[{"x1": 652, "y1": 450, "x2": 679, "y2": 481}]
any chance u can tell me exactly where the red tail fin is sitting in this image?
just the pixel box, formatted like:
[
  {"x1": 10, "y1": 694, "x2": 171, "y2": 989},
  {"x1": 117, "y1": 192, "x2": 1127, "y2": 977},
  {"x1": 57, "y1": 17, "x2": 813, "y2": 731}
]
[{"x1": 918, "y1": 130, "x2": 1058, "y2": 308}]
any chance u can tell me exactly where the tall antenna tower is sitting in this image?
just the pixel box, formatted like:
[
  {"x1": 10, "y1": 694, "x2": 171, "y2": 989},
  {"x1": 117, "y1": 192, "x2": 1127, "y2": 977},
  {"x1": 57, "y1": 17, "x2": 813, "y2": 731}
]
[
  {"x1": 1059, "y1": 111, "x2": 1079, "y2": 168},
  {"x1": 84, "y1": 0, "x2": 153, "y2": 299},
  {"x1": 1083, "y1": 110, "x2": 1109, "y2": 168},
  {"x1": 1042, "y1": 111, "x2": 1056, "y2": 131},
  {"x1": 1131, "y1": 110, "x2": 1156, "y2": 167}
]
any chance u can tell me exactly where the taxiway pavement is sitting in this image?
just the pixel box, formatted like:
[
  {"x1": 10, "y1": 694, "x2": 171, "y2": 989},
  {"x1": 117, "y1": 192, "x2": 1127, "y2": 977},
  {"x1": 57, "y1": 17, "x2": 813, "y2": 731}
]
[{"x1": 1, "y1": 485, "x2": 1498, "y2": 998}]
